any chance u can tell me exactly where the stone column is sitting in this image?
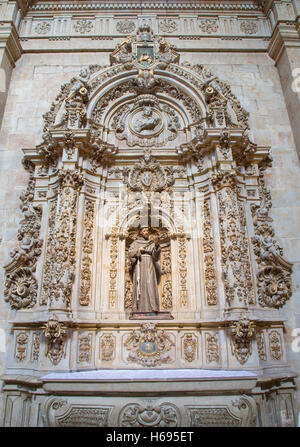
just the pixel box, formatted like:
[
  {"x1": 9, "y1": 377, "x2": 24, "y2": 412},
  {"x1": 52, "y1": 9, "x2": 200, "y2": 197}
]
[
  {"x1": 0, "y1": 0, "x2": 24, "y2": 129},
  {"x1": 267, "y1": 0, "x2": 300, "y2": 162}
]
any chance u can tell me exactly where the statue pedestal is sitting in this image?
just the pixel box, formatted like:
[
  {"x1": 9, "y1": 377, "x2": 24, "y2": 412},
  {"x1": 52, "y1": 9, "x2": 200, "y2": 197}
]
[{"x1": 129, "y1": 311, "x2": 174, "y2": 320}]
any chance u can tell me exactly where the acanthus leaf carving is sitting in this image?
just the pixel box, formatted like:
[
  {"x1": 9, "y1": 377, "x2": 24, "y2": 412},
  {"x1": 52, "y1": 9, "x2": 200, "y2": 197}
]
[
  {"x1": 4, "y1": 161, "x2": 43, "y2": 310},
  {"x1": 251, "y1": 165, "x2": 293, "y2": 309}
]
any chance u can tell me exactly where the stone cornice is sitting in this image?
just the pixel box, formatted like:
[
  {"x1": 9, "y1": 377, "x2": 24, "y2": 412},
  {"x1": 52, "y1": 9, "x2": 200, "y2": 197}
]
[
  {"x1": 28, "y1": 1, "x2": 263, "y2": 13},
  {"x1": 0, "y1": 22, "x2": 23, "y2": 65},
  {"x1": 268, "y1": 22, "x2": 300, "y2": 62}
]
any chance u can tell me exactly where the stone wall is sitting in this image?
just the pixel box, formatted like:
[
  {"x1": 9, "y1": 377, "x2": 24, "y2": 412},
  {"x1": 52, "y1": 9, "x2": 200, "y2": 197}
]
[{"x1": 0, "y1": 0, "x2": 300, "y2": 425}]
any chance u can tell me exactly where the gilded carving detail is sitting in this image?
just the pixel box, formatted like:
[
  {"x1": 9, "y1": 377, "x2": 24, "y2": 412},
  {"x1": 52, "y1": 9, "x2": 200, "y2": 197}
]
[
  {"x1": 205, "y1": 332, "x2": 220, "y2": 363},
  {"x1": 44, "y1": 314, "x2": 67, "y2": 365},
  {"x1": 125, "y1": 323, "x2": 174, "y2": 367},
  {"x1": 31, "y1": 331, "x2": 40, "y2": 362},
  {"x1": 183, "y1": 333, "x2": 197, "y2": 362},
  {"x1": 256, "y1": 331, "x2": 267, "y2": 362},
  {"x1": 231, "y1": 316, "x2": 255, "y2": 364},
  {"x1": 15, "y1": 332, "x2": 29, "y2": 362},
  {"x1": 41, "y1": 170, "x2": 83, "y2": 308},
  {"x1": 178, "y1": 231, "x2": 188, "y2": 308},
  {"x1": 203, "y1": 200, "x2": 217, "y2": 305},
  {"x1": 79, "y1": 199, "x2": 95, "y2": 306},
  {"x1": 78, "y1": 333, "x2": 92, "y2": 363},
  {"x1": 100, "y1": 334, "x2": 115, "y2": 362}
]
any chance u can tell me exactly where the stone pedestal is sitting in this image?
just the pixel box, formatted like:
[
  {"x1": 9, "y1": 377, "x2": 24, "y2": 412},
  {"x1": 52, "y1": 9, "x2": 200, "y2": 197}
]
[{"x1": 130, "y1": 311, "x2": 174, "y2": 320}]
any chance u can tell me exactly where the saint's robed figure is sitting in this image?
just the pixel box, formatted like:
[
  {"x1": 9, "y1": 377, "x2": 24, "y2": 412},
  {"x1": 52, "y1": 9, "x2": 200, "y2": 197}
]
[{"x1": 128, "y1": 227, "x2": 161, "y2": 313}]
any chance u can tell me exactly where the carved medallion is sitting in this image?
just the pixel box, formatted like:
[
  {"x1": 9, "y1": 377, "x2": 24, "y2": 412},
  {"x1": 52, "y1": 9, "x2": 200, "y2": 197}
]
[
  {"x1": 125, "y1": 322, "x2": 174, "y2": 367},
  {"x1": 119, "y1": 401, "x2": 180, "y2": 427}
]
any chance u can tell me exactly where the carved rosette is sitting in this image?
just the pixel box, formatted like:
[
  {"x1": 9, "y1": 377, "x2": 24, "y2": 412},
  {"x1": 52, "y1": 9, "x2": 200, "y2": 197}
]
[{"x1": 125, "y1": 323, "x2": 174, "y2": 367}]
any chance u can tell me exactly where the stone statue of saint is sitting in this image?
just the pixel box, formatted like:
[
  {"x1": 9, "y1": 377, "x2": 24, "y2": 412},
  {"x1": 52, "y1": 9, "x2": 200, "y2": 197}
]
[{"x1": 128, "y1": 227, "x2": 161, "y2": 313}]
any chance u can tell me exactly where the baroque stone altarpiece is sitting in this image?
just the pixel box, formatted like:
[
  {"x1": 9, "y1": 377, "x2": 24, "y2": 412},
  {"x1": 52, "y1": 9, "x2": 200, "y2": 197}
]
[{"x1": 1, "y1": 26, "x2": 297, "y2": 427}]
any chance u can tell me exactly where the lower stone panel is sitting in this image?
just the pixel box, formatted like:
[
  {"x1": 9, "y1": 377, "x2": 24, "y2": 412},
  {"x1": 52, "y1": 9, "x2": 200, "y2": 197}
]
[
  {"x1": 44, "y1": 395, "x2": 256, "y2": 427},
  {"x1": 0, "y1": 369, "x2": 297, "y2": 427}
]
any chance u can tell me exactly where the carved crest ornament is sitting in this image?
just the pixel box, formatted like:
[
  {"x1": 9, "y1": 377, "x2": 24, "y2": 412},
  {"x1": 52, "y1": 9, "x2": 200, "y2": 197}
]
[{"x1": 3, "y1": 26, "x2": 293, "y2": 375}]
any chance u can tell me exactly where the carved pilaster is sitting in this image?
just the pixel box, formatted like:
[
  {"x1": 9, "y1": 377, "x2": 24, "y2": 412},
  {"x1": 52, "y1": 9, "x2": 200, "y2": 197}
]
[{"x1": 41, "y1": 169, "x2": 83, "y2": 310}]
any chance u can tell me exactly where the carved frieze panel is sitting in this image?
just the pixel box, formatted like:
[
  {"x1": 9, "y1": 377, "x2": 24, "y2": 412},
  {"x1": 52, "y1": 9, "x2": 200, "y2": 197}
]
[
  {"x1": 187, "y1": 396, "x2": 256, "y2": 427},
  {"x1": 45, "y1": 399, "x2": 112, "y2": 427}
]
